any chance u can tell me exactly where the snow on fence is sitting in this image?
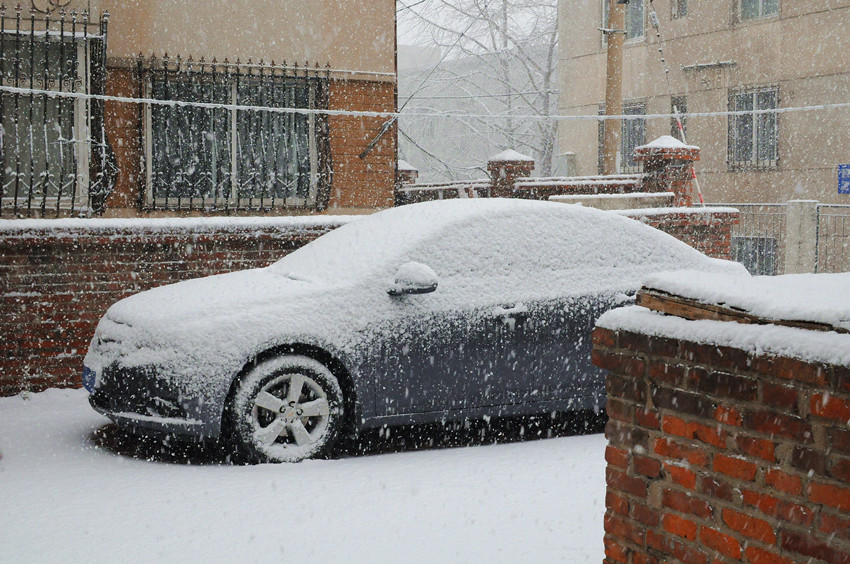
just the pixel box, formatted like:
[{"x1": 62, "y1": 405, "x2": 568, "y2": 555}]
[{"x1": 0, "y1": 216, "x2": 354, "y2": 395}]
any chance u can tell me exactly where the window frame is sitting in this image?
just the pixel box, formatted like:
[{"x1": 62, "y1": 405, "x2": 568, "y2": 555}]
[
  {"x1": 142, "y1": 67, "x2": 324, "y2": 211},
  {"x1": 727, "y1": 86, "x2": 779, "y2": 171},
  {"x1": 738, "y1": 0, "x2": 779, "y2": 22},
  {"x1": 601, "y1": 0, "x2": 645, "y2": 45},
  {"x1": 672, "y1": 0, "x2": 688, "y2": 19}
]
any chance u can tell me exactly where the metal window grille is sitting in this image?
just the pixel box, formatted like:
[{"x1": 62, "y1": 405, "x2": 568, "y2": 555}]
[
  {"x1": 141, "y1": 56, "x2": 332, "y2": 211},
  {"x1": 0, "y1": 5, "x2": 111, "y2": 217},
  {"x1": 727, "y1": 86, "x2": 778, "y2": 171},
  {"x1": 672, "y1": 0, "x2": 688, "y2": 19},
  {"x1": 815, "y1": 204, "x2": 850, "y2": 274},
  {"x1": 707, "y1": 203, "x2": 786, "y2": 275},
  {"x1": 740, "y1": 0, "x2": 779, "y2": 21},
  {"x1": 596, "y1": 101, "x2": 646, "y2": 174}
]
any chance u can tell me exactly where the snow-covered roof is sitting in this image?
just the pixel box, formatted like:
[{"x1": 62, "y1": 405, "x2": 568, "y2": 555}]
[
  {"x1": 642, "y1": 271, "x2": 850, "y2": 331},
  {"x1": 489, "y1": 149, "x2": 534, "y2": 162},
  {"x1": 635, "y1": 135, "x2": 699, "y2": 152},
  {"x1": 398, "y1": 160, "x2": 418, "y2": 172}
]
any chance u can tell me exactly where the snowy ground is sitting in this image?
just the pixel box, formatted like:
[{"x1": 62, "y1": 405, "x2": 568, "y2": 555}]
[{"x1": 0, "y1": 388, "x2": 606, "y2": 563}]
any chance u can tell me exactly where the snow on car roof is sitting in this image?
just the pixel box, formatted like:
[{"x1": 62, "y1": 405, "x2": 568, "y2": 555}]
[
  {"x1": 269, "y1": 198, "x2": 719, "y2": 282},
  {"x1": 642, "y1": 271, "x2": 850, "y2": 331}
]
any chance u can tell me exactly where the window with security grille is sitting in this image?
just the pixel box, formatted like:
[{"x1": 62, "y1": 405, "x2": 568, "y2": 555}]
[
  {"x1": 602, "y1": 0, "x2": 645, "y2": 42},
  {"x1": 740, "y1": 0, "x2": 778, "y2": 20},
  {"x1": 145, "y1": 59, "x2": 328, "y2": 210},
  {"x1": 672, "y1": 0, "x2": 688, "y2": 19},
  {"x1": 728, "y1": 87, "x2": 778, "y2": 170},
  {"x1": 0, "y1": 13, "x2": 109, "y2": 216},
  {"x1": 597, "y1": 101, "x2": 646, "y2": 174}
]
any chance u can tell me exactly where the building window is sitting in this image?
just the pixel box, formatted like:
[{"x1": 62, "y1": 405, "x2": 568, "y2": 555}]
[
  {"x1": 671, "y1": 96, "x2": 687, "y2": 140},
  {"x1": 143, "y1": 58, "x2": 330, "y2": 210},
  {"x1": 728, "y1": 87, "x2": 778, "y2": 170},
  {"x1": 0, "y1": 13, "x2": 109, "y2": 216},
  {"x1": 672, "y1": 0, "x2": 688, "y2": 19},
  {"x1": 602, "y1": 0, "x2": 645, "y2": 42},
  {"x1": 740, "y1": 0, "x2": 778, "y2": 20},
  {"x1": 597, "y1": 101, "x2": 646, "y2": 174}
]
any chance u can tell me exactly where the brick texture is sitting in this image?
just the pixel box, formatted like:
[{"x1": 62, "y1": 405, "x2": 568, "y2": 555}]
[
  {"x1": 594, "y1": 326, "x2": 850, "y2": 563},
  {"x1": 0, "y1": 221, "x2": 344, "y2": 395}
]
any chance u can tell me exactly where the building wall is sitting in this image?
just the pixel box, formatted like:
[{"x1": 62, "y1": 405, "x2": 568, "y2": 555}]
[
  {"x1": 0, "y1": 218, "x2": 351, "y2": 396},
  {"x1": 592, "y1": 324, "x2": 850, "y2": 563},
  {"x1": 16, "y1": 0, "x2": 397, "y2": 216},
  {"x1": 558, "y1": 0, "x2": 850, "y2": 204}
]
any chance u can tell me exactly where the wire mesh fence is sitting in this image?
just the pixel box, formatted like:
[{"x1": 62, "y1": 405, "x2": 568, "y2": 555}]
[
  {"x1": 707, "y1": 202, "x2": 786, "y2": 275},
  {"x1": 816, "y1": 204, "x2": 850, "y2": 273}
]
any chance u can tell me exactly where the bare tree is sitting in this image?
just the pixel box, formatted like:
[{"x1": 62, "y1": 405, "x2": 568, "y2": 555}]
[{"x1": 398, "y1": 0, "x2": 559, "y2": 181}]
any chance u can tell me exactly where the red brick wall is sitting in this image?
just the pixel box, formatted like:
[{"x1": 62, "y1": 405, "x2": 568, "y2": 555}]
[
  {"x1": 0, "y1": 220, "x2": 348, "y2": 396},
  {"x1": 627, "y1": 210, "x2": 738, "y2": 261},
  {"x1": 592, "y1": 326, "x2": 850, "y2": 564},
  {"x1": 327, "y1": 78, "x2": 396, "y2": 210}
]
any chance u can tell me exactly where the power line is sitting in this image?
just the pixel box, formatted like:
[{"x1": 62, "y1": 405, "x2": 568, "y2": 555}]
[{"x1": 0, "y1": 84, "x2": 848, "y2": 122}]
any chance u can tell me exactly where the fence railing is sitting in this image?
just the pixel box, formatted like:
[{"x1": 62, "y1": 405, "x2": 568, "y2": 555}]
[
  {"x1": 707, "y1": 202, "x2": 787, "y2": 275},
  {"x1": 816, "y1": 204, "x2": 850, "y2": 273},
  {"x1": 0, "y1": 5, "x2": 112, "y2": 218}
]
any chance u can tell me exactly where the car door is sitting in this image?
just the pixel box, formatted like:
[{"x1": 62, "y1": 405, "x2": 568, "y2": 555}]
[{"x1": 489, "y1": 293, "x2": 617, "y2": 405}]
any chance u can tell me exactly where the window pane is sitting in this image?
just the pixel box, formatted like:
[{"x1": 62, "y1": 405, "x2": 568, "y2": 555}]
[
  {"x1": 628, "y1": 0, "x2": 644, "y2": 39},
  {"x1": 756, "y1": 90, "x2": 777, "y2": 164},
  {"x1": 1, "y1": 94, "x2": 75, "y2": 199},
  {"x1": 763, "y1": 0, "x2": 779, "y2": 16},
  {"x1": 621, "y1": 103, "x2": 645, "y2": 172},
  {"x1": 741, "y1": 0, "x2": 759, "y2": 19},
  {"x1": 733, "y1": 93, "x2": 754, "y2": 164},
  {"x1": 673, "y1": 0, "x2": 688, "y2": 19},
  {"x1": 150, "y1": 79, "x2": 231, "y2": 201},
  {"x1": 236, "y1": 78, "x2": 313, "y2": 202}
]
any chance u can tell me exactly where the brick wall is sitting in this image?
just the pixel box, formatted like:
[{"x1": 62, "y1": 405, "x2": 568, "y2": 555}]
[
  {"x1": 623, "y1": 209, "x2": 738, "y2": 261},
  {"x1": 592, "y1": 326, "x2": 850, "y2": 564},
  {"x1": 0, "y1": 219, "x2": 350, "y2": 396},
  {"x1": 327, "y1": 78, "x2": 396, "y2": 210}
]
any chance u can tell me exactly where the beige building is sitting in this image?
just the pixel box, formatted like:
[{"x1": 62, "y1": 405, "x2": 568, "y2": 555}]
[
  {"x1": 558, "y1": 0, "x2": 850, "y2": 204},
  {"x1": 0, "y1": 0, "x2": 397, "y2": 216}
]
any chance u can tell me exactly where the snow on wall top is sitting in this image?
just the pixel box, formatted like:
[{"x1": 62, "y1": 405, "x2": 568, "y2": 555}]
[
  {"x1": 0, "y1": 215, "x2": 357, "y2": 235},
  {"x1": 615, "y1": 206, "x2": 739, "y2": 217},
  {"x1": 398, "y1": 160, "x2": 418, "y2": 172},
  {"x1": 489, "y1": 149, "x2": 534, "y2": 162},
  {"x1": 598, "y1": 306, "x2": 850, "y2": 367},
  {"x1": 636, "y1": 135, "x2": 699, "y2": 152},
  {"x1": 642, "y1": 271, "x2": 850, "y2": 331}
]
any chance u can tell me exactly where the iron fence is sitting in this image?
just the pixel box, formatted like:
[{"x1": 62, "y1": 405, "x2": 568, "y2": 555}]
[
  {"x1": 816, "y1": 204, "x2": 850, "y2": 273},
  {"x1": 707, "y1": 202, "x2": 786, "y2": 275},
  {"x1": 0, "y1": 5, "x2": 112, "y2": 217}
]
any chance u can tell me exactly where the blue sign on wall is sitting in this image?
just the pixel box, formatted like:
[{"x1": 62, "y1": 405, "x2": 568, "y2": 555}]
[{"x1": 841, "y1": 165, "x2": 850, "y2": 194}]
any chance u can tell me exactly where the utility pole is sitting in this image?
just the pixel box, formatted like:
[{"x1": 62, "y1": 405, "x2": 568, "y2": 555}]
[{"x1": 602, "y1": 0, "x2": 626, "y2": 175}]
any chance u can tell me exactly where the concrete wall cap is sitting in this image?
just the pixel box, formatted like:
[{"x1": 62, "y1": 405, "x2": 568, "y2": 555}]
[{"x1": 488, "y1": 149, "x2": 535, "y2": 163}]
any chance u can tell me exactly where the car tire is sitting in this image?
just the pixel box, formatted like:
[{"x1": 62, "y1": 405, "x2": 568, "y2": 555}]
[{"x1": 226, "y1": 355, "x2": 344, "y2": 463}]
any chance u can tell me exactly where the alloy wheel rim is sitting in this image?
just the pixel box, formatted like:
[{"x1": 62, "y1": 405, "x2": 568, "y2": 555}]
[{"x1": 251, "y1": 372, "x2": 331, "y2": 449}]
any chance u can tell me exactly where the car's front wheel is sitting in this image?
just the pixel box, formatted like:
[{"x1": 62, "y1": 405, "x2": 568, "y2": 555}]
[{"x1": 227, "y1": 355, "x2": 344, "y2": 463}]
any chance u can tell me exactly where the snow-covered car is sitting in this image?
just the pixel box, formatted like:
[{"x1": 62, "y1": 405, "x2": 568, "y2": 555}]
[{"x1": 84, "y1": 199, "x2": 744, "y2": 463}]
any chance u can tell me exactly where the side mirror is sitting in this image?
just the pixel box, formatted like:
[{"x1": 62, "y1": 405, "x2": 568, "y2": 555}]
[{"x1": 388, "y1": 262, "x2": 439, "y2": 296}]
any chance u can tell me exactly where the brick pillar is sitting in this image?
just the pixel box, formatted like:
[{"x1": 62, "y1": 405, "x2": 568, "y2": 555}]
[
  {"x1": 487, "y1": 150, "x2": 535, "y2": 198},
  {"x1": 634, "y1": 136, "x2": 700, "y2": 207},
  {"x1": 397, "y1": 160, "x2": 419, "y2": 185}
]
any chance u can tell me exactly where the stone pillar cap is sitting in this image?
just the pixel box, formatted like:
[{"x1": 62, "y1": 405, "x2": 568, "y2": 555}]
[
  {"x1": 634, "y1": 135, "x2": 700, "y2": 162},
  {"x1": 488, "y1": 149, "x2": 535, "y2": 163}
]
